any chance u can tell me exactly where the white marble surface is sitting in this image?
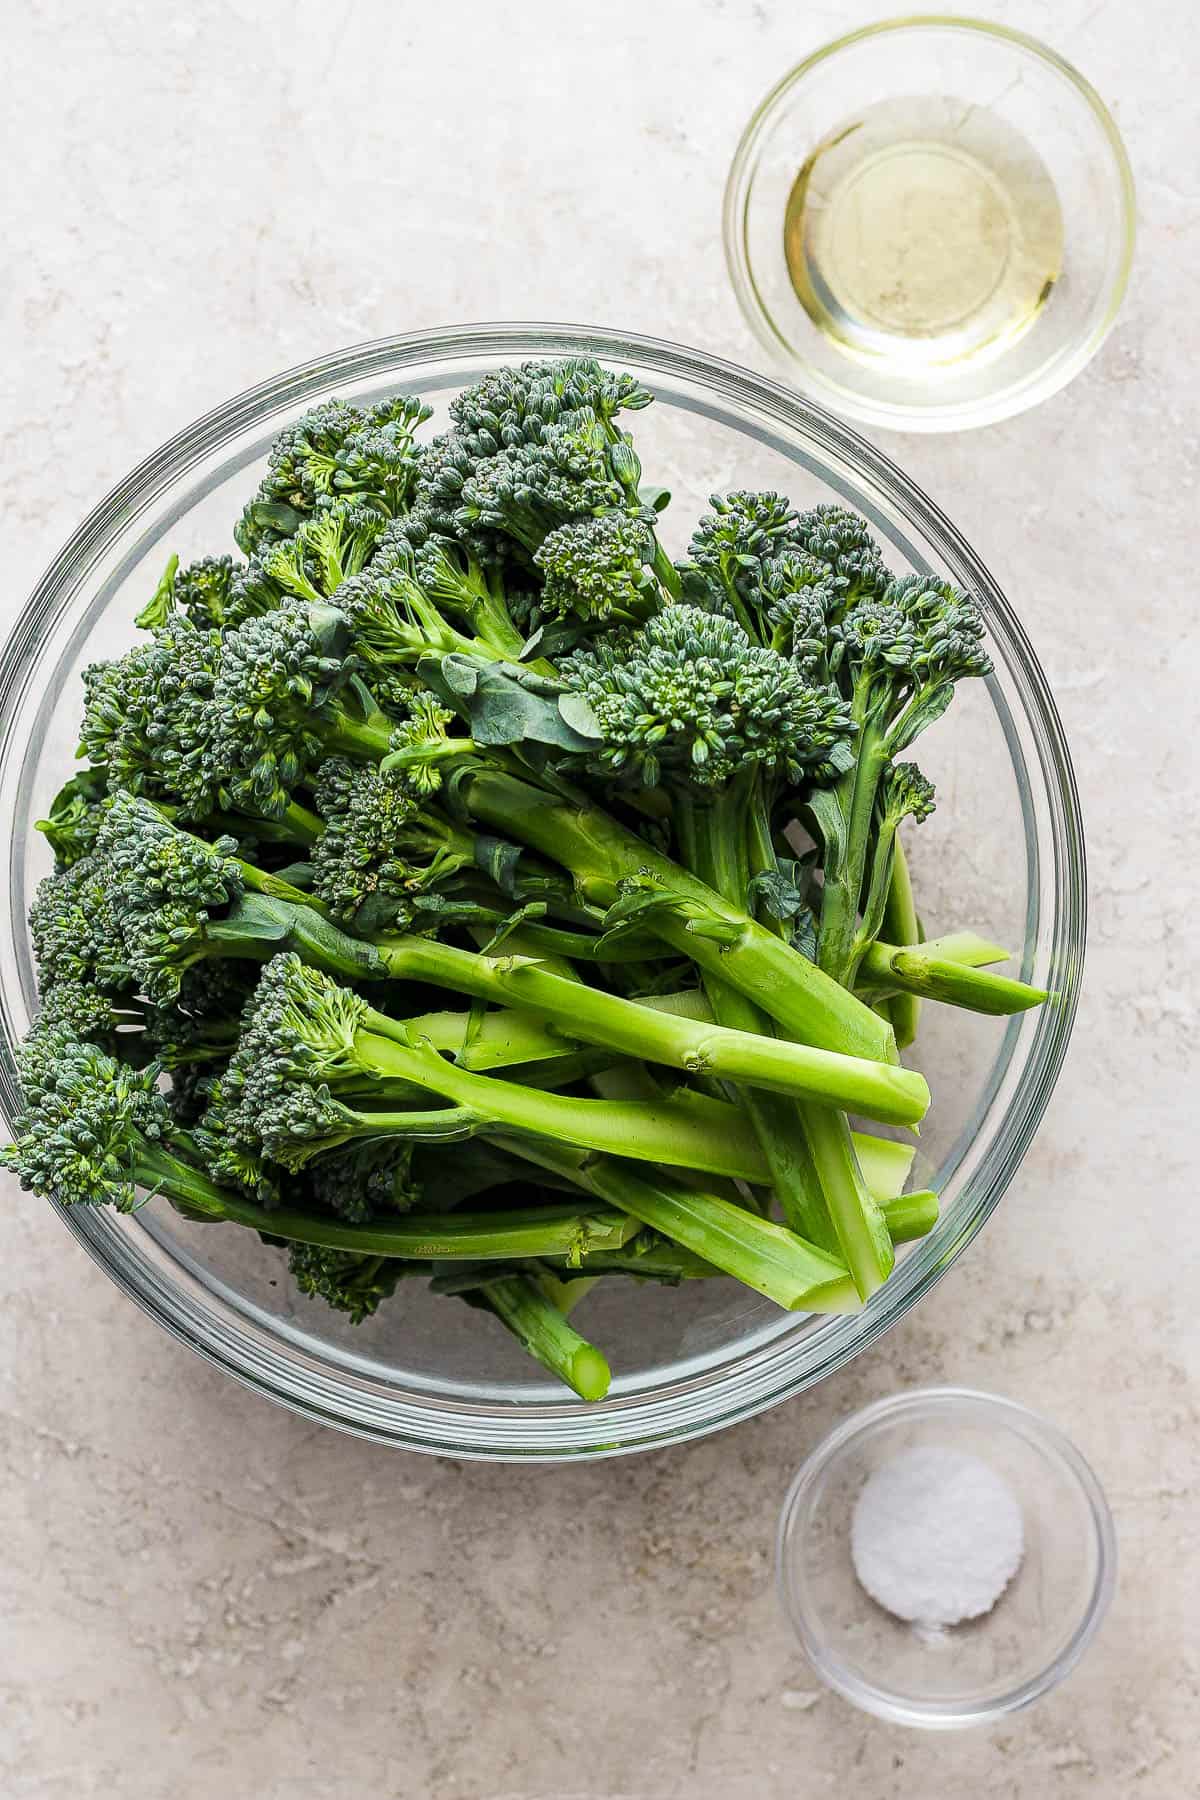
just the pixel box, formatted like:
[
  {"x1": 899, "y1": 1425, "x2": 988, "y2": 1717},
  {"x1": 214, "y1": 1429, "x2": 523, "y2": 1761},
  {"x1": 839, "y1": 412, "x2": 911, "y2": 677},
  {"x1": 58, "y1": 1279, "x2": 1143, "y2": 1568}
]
[{"x1": 2, "y1": 2, "x2": 1196, "y2": 1795}]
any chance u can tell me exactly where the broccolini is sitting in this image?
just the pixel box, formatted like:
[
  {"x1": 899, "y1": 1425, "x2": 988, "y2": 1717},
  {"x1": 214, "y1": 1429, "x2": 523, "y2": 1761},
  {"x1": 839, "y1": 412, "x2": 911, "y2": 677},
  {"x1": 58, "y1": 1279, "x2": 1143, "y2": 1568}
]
[{"x1": 5, "y1": 356, "x2": 1047, "y2": 1397}]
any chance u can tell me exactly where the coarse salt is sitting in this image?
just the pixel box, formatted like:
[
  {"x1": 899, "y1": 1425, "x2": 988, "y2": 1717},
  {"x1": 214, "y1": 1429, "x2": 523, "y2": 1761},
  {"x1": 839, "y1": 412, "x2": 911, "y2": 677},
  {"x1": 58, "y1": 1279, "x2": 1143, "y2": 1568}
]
[{"x1": 851, "y1": 1445, "x2": 1024, "y2": 1628}]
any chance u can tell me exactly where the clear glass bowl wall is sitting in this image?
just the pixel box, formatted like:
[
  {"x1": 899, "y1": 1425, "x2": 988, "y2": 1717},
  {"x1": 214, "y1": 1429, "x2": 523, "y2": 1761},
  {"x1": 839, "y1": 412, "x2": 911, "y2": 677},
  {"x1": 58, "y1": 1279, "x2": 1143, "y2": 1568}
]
[{"x1": 0, "y1": 326, "x2": 1084, "y2": 1458}]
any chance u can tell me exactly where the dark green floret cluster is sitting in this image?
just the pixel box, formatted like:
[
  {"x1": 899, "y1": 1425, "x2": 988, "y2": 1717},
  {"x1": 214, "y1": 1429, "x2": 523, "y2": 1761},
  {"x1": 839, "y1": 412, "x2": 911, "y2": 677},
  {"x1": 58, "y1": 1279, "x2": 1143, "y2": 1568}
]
[
  {"x1": 564, "y1": 603, "x2": 854, "y2": 789},
  {"x1": 6, "y1": 358, "x2": 1045, "y2": 1399}
]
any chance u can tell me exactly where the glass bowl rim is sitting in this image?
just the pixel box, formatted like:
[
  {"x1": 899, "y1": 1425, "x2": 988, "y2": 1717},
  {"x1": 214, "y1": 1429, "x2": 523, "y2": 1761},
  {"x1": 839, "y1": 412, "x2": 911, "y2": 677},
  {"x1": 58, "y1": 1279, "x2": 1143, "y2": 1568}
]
[
  {"x1": 776, "y1": 1384, "x2": 1118, "y2": 1726},
  {"x1": 722, "y1": 14, "x2": 1138, "y2": 434},
  {"x1": 0, "y1": 321, "x2": 1086, "y2": 1458}
]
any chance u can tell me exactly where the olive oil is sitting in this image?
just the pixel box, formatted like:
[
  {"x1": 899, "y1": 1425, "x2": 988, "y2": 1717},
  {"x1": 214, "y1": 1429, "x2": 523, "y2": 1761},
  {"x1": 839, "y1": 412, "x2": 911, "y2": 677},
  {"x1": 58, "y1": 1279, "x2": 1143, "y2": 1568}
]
[{"x1": 784, "y1": 98, "x2": 1064, "y2": 374}]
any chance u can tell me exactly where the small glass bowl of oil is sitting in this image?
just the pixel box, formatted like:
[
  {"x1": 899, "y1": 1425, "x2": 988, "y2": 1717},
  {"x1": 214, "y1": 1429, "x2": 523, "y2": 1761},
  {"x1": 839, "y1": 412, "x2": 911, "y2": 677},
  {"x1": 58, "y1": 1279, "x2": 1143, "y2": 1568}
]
[{"x1": 724, "y1": 18, "x2": 1135, "y2": 433}]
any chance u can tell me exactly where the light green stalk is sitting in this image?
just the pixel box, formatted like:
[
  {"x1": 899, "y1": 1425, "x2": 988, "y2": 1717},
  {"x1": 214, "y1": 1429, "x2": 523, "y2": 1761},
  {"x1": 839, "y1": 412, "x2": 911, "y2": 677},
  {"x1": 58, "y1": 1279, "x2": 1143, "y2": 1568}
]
[
  {"x1": 542, "y1": 1187, "x2": 939, "y2": 1281},
  {"x1": 172, "y1": 1189, "x2": 642, "y2": 1261},
  {"x1": 879, "y1": 834, "x2": 922, "y2": 1048},
  {"x1": 352, "y1": 1017, "x2": 775, "y2": 1179},
  {"x1": 374, "y1": 936, "x2": 927, "y2": 1126},
  {"x1": 474, "y1": 1274, "x2": 611, "y2": 1400},
  {"x1": 460, "y1": 768, "x2": 897, "y2": 1062},
  {"x1": 502, "y1": 1137, "x2": 855, "y2": 1312},
  {"x1": 858, "y1": 935, "x2": 1047, "y2": 1016}
]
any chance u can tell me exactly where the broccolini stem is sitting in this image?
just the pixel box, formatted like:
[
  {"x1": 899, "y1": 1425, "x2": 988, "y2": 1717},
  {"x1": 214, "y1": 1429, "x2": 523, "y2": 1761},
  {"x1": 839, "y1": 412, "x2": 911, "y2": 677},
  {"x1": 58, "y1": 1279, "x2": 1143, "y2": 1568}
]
[
  {"x1": 625, "y1": 999, "x2": 920, "y2": 1206},
  {"x1": 675, "y1": 780, "x2": 838, "y2": 1247},
  {"x1": 498, "y1": 1137, "x2": 856, "y2": 1312},
  {"x1": 538, "y1": 1185, "x2": 940, "y2": 1281},
  {"x1": 380, "y1": 736, "x2": 479, "y2": 776},
  {"x1": 458, "y1": 914, "x2": 664, "y2": 964},
  {"x1": 405, "y1": 1006, "x2": 574, "y2": 1070},
  {"x1": 183, "y1": 889, "x2": 853, "y2": 1120},
  {"x1": 459, "y1": 768, "x2": 897, "y2": 1063},
  {"x1": 233, "y1": 862, "x2": 331, "y2": 912},
  {"x1": 792, "y1": 1103, "x2": 895, "y2": 1300},
  {"x1": 541, "y1": 1241, "x2": 719, "y2": 1282},
  {"x1": 676, "y1": 780, "x2": 896, "y2": 1299},
  {"x1": 882, "y1": 1189, "x2": 940, "y2": 1243},
  {"x1": 534, "y1": 1268, "x2": 598, "y2": 1316},
  {"x1": 206, "y1": 798, "x2": 323, "y2": 848},
  {"x1": 815, "y1": 726, "x2": 890, "y2": 986},
  {"x1": 650, "y1": 537, "x2": 683, "y2": 601},
  {"x1": 316, "y1": 710, "x2": 396, "y2": 761},
  {"x1": 855, "y1": 806, "x2": 906, "y2": 965},
  {"x1": 280, "y1": 798, "x2": 324, "y2": 844},
  {"x1": 206, "y1": 892, "x2": 389, "y2": 984},
  {"x1": 474, "y1": 1274, "x2": 611, "y2": 1400},
  {"x1": 583, "y1": 1063, "x2": 755, "y2": 1206},
  {"x1": 897, "y1": 930, "x2": 1010, "y2": 965},
  {"x1": 369, "y1": 939, "x2": 928, "y2": 1124},
  {"x1": 507, "y1": 1049, "x2": 622, "y2": 1091},
  {"x1": 852, "y1": 1132, "x2": 916, "y2": 1203},
  {"x1": 133, "y1": 1145, "x2": 246, "y2": 1219},
  {"x1": 470, "y1": 590, "x2": 528, "y2": 662},
  {"x1": 858, "y1": 938, "x2": 1048, "y2": 1015},
  {"x1": 878, "y1": 834, "x2": 921, "y2": 1049},
  {"x1": 177, "y1": 1187, "x2": 644, "y2": 1259},
  {"x1": 349, "y1": 1020, "x2": 781, "y2": 1179},
  {"x1": 585, "y1": 1057, "x2": 920, "y2": 1225}
]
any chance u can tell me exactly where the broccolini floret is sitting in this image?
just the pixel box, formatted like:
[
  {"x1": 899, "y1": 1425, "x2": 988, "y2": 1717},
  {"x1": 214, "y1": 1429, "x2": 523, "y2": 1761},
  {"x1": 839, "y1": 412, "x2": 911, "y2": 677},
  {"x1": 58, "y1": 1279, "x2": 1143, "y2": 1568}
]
[
  {"x1": 409, "y1": 531, "x2": 527, "y2": 657},
  {"x1": 29, "y1": 853, "x2": 132, "y2": 999},
  {"x1": 327, "y1": 402, "x2": 431, "y2": 513},
  {"x1": 674, "y1": 492, "x2": 988, "y2": 985},
  {"x1": 261, "y1": 497, "x2": 388, "y2": 604},
  {"x1": 453, "y1": 415, "x2": 627, "y2": 555},
  {"x1": 234, "y1": 394, "x2": 430, "y2": 555},
  {"x1": 205, "y1": 597, "x2": 413, "y2": 818},
  {"x1": 311, "y1": 758, "x2": 476, "y2": 930},
  {"x1": 174, "y1": 555, "x2": 239, "y2": 628},
  {"x1": 136, "y1": 555, "x2": 243, "y2": 632},
  {"x1": 2, "y1": 1027, "x2": 169, "y2": 1210},
  {"x1": 416, "y1": 358, "x2": 671, "y2": 587},
  {"x1": 34, "y1": 975, "x2": 138, "y2": 1049},
  {"x1": 382, "y1": 693, "x2": 461, "y2": 795},
  {"x1": 564, "y1": 603, "x2": 853, "y2": 790},
  {"x1": 332, "y1": 531, "x2": 487, "y2": 673},
  {"x1": 97, "y1": 792, "x2": 246, "y2": 1004},
  {"x1": 77, "y1": 800, "x2": 386, "y2": 1013},
  {"x1": 202, "y1": 952, "x2": 925, "y2": 1199},
  {"x1": 302, "y1": 1136, "x2": 421, "y2": 1224},
  {"x1": 800, "y1": 570, "x2": 991, "y2": 982},
  {"x1": 561, "y1": 594, "x2": 890, "y2": 1299},
  {"x1": 1, "y1": 1025, "x2": 232, "y2": 1219},
  {"x1": 287, "y1": 1242, "x2": 411, "y2": 1322},
  {"x1": 684, "y1": 495, "x2": 890, "y2": 637},
  {"x1": 789, "y1": 502, "x2": 892, "y2": 601},
  {"x1": 448, "y1": 357, "x2": 653, "y2": 446},
  {"x1": 35, "y1": 767, "x2": 109, "y2": 869},
  {"x1": 197, "y1": 955, "x2": 445, "y2": 1177},
  {"x1": 533, "y1": 515, "x2": 658, "y2": 623},
  {"x1": 686, "y1": 489, "x2": 802, "y2": 614},
  {"x1": 81, "y1": 614, "x2": 224, "y2": 815}
]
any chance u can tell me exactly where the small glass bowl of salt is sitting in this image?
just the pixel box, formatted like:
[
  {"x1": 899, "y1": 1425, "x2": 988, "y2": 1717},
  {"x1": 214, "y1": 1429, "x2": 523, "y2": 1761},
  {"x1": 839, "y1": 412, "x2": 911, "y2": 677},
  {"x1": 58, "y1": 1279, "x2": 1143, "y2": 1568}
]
[{"x1": 776, "y1": 1387, "x2": 1115, "y2": 1728}]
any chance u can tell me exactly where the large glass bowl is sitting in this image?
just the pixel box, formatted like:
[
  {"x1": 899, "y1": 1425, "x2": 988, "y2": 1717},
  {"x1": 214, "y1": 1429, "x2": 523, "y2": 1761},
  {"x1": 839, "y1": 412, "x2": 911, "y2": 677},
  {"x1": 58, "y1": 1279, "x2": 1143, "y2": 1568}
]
[{"x1": 0, "y1": 325, "x2": 1084, "y2": 1459}]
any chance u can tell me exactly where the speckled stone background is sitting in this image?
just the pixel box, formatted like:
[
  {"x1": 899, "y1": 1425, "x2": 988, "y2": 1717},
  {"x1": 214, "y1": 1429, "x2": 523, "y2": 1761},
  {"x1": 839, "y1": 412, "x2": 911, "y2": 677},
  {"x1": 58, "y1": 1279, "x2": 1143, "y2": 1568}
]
[{"x1": 2, "y1": 2, "x2": 1196, "y2": 1795}]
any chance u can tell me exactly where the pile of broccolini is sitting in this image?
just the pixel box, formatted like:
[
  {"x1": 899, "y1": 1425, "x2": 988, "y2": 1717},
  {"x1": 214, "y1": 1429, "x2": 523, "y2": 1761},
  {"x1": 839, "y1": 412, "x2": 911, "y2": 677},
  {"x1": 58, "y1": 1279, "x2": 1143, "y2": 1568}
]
[{"x1": 5, "y1": 359, "x2": 1046, "y2": 1400}]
